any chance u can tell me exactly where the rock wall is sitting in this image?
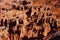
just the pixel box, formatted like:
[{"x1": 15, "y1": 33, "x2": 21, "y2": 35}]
[{"x1": 0, "y1": 0, "x2": 60, "y2": 40}]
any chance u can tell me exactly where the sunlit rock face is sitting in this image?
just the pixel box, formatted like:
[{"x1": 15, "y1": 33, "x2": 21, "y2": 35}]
[{"x1": 0, "y1": 0, "x2": 60, "y2": 40}]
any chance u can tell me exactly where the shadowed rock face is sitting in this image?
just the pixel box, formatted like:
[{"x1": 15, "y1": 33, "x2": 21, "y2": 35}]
[
  {"x1": 47, "y1": 31, "x2": 60, "y2": 40},
  {"x1": 0, "y1": 0, "x2": 60, "y2": 40},
  {"x1": 49, "y1": 35, "x2": 60, "y2": 40}
]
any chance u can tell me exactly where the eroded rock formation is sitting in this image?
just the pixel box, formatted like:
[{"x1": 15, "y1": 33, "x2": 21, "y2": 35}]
[{"x1": 0, "y1": 0, "x2": 60, "y2": 40}]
